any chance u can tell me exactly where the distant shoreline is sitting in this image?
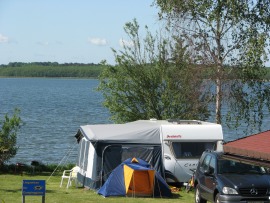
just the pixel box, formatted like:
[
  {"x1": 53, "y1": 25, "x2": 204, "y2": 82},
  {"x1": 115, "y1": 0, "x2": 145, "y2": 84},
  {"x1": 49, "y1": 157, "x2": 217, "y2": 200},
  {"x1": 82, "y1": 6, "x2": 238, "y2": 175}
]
[
  {"x1": 0, "y1": 62, "x2": 105, "y2": 78},
  {"x1": 0, "y1": 76, "x2": 99, "y2": 79},
  {"x1": 1, "y1": 62, "x2": 270, "y2": 80}
]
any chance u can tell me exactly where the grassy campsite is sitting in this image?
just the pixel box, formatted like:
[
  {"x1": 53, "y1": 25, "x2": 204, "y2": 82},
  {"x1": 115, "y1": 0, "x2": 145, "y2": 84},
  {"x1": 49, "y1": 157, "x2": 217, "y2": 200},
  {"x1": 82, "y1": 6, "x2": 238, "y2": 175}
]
[{"x1": 0, "y1": 173, "x2": 194, "y2": 203}]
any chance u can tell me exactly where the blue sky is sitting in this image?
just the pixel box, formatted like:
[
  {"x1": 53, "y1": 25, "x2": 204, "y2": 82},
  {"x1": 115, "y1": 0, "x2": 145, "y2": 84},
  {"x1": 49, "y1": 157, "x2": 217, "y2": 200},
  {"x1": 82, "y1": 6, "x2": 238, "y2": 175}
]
[{"x1": 0, "y1": 0, "x2": 160, "y2": 65}]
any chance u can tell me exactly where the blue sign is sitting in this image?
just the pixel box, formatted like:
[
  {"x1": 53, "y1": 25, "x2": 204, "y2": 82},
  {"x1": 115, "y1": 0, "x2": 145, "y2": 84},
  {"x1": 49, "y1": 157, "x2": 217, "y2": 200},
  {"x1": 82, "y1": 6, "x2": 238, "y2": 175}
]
[{"x1": 22, "y1": 180, "x2": 46, "y2": 196}]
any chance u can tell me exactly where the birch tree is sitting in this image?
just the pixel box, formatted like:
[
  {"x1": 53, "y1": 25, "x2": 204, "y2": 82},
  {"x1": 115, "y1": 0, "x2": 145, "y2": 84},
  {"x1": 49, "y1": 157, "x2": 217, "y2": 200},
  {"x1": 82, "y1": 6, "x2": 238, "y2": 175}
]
[{"x1": 155, "y1": 0, "x2": 270, "y2": 134}]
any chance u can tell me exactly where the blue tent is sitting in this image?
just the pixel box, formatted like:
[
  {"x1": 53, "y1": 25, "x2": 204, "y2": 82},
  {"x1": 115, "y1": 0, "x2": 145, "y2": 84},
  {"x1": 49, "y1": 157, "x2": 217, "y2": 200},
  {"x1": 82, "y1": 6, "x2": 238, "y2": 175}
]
[{"x1": 98, "y1": 158, "x2": 172, "y2": 197}]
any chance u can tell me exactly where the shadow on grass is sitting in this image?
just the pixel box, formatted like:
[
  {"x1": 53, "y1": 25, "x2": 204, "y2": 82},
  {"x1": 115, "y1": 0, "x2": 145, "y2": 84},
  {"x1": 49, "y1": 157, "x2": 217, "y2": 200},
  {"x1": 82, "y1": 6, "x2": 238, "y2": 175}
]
[
  {"x1": 171, "y1": 193, "x2": 181, "y2": 198},
  {"x1": 0, "y1": 188, "x2": 21, "y2": 193},
  {"x1": 45, "y1": 189, "x2": 58, "y2": 194}
]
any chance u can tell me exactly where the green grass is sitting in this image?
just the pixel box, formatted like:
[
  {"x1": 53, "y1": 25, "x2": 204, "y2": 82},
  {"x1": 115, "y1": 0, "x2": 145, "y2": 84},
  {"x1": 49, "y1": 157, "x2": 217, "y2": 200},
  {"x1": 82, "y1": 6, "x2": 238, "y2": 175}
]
[{"x1": 0, "y1": 173, "x2": 195, "y2": 203}]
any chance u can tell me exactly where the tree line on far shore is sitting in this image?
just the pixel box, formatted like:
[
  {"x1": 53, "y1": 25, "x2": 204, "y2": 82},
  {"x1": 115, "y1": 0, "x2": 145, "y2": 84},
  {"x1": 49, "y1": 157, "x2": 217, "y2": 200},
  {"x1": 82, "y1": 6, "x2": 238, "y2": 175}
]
[
  {"x1": 0, "y1": 62, "x2": 105, "y2": 78},
  {"x1": 1, "y1": 62, "x2": 270, "y2": 79}
]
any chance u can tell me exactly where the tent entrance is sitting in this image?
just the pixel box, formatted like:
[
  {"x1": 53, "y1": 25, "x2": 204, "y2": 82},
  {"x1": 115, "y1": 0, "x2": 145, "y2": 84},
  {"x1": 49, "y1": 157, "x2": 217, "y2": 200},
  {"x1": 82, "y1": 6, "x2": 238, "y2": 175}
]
[
  {"x1": 124, "y1": 165, "x2": 155, "y2": 197},
  {"x1": 100, "y1": 144, "x2": 163, "y2": 185}
]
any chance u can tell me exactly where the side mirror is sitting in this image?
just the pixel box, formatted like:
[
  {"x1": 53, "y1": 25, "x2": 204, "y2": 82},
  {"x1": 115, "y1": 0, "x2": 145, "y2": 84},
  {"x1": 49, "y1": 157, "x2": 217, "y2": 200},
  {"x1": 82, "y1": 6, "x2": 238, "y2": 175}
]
[
  {"x1": 204, "y1": 168, "x2": 214, "y2": 175},
  {"x1": 204, "y1": 168, "x2": 210, "y2": 175}
]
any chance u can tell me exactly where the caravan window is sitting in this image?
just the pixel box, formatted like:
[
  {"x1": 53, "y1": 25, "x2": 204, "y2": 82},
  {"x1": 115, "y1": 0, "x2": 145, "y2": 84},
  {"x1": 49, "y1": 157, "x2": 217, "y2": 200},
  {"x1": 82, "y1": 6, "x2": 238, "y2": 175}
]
[{"x1": 171, "y1": 142, "x2": 216, "y2": 159}]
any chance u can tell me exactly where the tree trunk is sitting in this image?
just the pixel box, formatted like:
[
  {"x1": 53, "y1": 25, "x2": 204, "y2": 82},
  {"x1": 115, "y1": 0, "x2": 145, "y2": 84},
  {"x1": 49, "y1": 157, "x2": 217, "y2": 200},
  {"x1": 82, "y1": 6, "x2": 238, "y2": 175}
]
[{"x1": 215, "y1": 78, "x2": 222, "y2": 124}]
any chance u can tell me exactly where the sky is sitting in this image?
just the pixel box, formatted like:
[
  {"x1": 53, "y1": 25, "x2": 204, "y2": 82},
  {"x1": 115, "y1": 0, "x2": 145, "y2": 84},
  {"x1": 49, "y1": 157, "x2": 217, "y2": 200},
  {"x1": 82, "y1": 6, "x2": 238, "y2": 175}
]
[{"x1": 0, "y1": 0, "x2": 161, "y2": 65}]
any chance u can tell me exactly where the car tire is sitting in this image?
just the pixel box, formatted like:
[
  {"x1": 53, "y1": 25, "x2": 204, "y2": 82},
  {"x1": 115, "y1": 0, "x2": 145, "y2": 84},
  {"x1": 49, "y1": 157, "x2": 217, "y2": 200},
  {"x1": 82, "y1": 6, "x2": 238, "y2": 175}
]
[
  {"x1": 195, "y1": 185, "x2": 207, "y2": 203},
  {"x1": 215, "y1": 193, "x2": 220, "y2": 203}
]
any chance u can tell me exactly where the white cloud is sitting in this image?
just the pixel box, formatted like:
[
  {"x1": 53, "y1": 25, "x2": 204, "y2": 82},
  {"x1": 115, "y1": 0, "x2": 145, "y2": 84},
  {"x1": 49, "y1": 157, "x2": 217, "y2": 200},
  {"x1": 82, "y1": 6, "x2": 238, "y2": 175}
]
[
  {"x1": 87, "y1": 37, "x2": 107, "y2": 46},
  {"x1": 37, "y1": 41, "x2": 49, "y2": 46},
  {"x1": 119, "y1": 38, "x2": 134, "y2": 47},
  {"x1": 0, "y1": 34, "x2": 9, "y2": 43},
  {"x1": 55, "y1": 40, "x2": 63, "y2": 45}
]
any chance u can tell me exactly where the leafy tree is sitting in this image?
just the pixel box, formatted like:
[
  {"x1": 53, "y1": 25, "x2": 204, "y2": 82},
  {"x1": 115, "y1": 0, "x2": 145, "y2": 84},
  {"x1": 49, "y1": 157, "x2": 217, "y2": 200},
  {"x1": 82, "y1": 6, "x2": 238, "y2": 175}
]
[
  {"x1": 155, "y1": 0, "x2": 270, "y2": 134},
  {"x1": 98, "y1": 19, "x2": 210, "y2": 123},
  {"x1": 0, "y1": 109, "x2": 21, "y2": 166}
]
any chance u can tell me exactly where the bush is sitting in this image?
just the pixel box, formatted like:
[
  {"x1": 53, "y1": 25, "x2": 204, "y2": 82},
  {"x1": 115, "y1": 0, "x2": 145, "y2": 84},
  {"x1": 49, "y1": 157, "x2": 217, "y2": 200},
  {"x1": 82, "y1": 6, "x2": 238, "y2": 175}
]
[
  {"x1": 0, "y1": 162, "x2": 76, "y2": 175},
  {"x1": 0, "y1": 109, "x2": 22, "y2": 166}
]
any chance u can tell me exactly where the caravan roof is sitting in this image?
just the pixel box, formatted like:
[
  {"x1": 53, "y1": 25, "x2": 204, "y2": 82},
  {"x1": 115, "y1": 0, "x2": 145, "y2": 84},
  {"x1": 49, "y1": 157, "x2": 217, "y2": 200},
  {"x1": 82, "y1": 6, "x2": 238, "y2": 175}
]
[
  {"x1": 77, "y1": 119, "x2": 223, "y2": 144},
  {"x1": 131, "y1": 119, "x2": 223, "y2": 141}
]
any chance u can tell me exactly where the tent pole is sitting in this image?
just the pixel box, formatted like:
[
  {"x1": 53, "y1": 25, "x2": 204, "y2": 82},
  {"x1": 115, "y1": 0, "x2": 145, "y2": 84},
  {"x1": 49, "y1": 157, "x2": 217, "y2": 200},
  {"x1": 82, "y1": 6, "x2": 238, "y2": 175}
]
[{"x1": 101, "y1": 145, "x2": 113, "y2": 186}]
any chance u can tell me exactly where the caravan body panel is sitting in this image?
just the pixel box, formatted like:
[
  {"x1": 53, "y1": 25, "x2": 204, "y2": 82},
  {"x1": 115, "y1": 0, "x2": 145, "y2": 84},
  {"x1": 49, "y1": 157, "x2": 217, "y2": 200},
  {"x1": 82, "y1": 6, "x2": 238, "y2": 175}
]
[{"x1": 161, "y1": 124, "x2": 223, "y2": 141}]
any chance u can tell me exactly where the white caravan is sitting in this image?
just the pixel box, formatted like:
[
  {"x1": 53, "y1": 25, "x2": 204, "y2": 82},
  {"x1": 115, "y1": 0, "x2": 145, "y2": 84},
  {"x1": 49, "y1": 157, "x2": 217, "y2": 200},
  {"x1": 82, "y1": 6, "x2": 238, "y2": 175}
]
[
  {"x1": 131, "y1": 119, "x2": 224, "y2": 184},
  {"x1": 75, "y1": 119, "x2": 223, "y2": 188}
]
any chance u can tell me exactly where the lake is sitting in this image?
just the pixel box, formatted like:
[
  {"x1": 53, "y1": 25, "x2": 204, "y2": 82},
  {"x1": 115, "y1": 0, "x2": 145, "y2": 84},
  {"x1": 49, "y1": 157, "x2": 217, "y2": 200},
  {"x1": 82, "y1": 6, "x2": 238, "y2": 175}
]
[
  {"x1": 0, "y1": 78, "x2": 110, "y2": 165},
  {"x1": 1, "y1": 78, "x2": 269, "y2": 165}
]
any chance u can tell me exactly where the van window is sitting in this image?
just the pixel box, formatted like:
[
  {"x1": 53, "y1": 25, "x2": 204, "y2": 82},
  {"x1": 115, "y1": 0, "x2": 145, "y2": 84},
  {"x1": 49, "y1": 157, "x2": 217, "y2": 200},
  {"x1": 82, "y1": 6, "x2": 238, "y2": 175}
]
[
  {"x1": 201, "y1": 154, "x2": 211, "y2": 171},
  {"x1": 171, "y1": 142, "x2": 216, "y2": 159},
  {"x1": 218, "y1": 159, "x2": 267, "y2": 174},
  {"x1": 209, "y1": 156, "x2": 216, "y2": 174}
]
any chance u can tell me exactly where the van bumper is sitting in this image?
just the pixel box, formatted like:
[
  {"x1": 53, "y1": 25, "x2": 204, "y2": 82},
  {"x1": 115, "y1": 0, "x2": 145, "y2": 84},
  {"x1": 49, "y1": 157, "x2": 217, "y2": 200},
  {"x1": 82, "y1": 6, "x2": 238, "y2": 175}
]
[{"x1": 219, "y1": 194, "x2": 270, "y2": 203}]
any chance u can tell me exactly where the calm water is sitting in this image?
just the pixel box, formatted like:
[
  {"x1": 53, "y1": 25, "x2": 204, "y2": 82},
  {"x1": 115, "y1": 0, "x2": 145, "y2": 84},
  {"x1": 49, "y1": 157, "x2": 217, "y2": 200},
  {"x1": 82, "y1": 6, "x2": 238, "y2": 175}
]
[
  {"x1": 0, "y1": 78, "x2": 110, "y2": 165},
  {"x1": 1, "y1": 78, "x2": 269, "y2": 165}
]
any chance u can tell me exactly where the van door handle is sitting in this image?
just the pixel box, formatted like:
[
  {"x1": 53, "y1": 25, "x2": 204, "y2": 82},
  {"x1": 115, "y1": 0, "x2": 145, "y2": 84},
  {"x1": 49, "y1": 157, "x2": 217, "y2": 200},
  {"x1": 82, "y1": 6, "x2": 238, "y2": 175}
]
[{"x1": 165, "y1": 155, "x2": 171, "y2": 160}]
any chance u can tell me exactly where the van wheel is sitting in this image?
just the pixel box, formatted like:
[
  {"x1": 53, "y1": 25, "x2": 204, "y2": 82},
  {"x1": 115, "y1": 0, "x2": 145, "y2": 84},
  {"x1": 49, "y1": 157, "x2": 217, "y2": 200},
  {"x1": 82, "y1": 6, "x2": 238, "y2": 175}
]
[
  {"x1": 195, "y1": 185, "x2": 206, "y2": 203},
  {"x1": 215, "y1": 193, "x2": 220, "y2": 203}
]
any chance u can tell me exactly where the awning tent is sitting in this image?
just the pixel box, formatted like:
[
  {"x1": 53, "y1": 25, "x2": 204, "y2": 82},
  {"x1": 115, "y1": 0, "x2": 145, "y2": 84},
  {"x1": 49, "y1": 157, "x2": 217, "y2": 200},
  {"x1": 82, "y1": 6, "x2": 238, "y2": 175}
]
[{"x1": 74, "y1": 122, "x2": 164, "y2": 189}]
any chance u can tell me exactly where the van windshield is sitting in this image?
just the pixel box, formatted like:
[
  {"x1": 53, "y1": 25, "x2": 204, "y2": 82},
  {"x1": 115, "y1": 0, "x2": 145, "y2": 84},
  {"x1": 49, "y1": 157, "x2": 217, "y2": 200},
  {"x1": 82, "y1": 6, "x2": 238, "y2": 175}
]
[
  {"x1": 171, "y1": 142, "x2": 216, "y2": 159},
  {"x1": 218, "y1": 159, "x2": 267, "y2": 174}
]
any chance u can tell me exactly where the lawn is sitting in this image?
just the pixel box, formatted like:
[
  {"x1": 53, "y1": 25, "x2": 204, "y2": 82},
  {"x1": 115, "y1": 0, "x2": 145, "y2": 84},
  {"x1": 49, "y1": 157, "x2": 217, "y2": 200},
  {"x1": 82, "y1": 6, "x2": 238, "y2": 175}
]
[{"x1": 0, "y1": 173, "x2": 195, "y2": 203}]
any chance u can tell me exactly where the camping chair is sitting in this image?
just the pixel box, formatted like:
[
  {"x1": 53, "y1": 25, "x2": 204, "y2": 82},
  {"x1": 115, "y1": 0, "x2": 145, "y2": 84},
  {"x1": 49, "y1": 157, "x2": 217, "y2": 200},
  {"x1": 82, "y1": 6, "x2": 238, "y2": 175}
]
[{"x1": 60, "y1": 166, "x2": 79, "y2": 188}]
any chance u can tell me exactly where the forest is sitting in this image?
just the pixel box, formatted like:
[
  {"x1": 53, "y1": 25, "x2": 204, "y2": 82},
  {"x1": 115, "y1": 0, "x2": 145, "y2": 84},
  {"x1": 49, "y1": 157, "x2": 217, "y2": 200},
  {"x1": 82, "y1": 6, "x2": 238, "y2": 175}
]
[
  {"x1": 0, "y1": 62, "x2": 105, "y2": 78},
  {"x1": 1, "y1": 62, "x2": 270, "y2": 79}
]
